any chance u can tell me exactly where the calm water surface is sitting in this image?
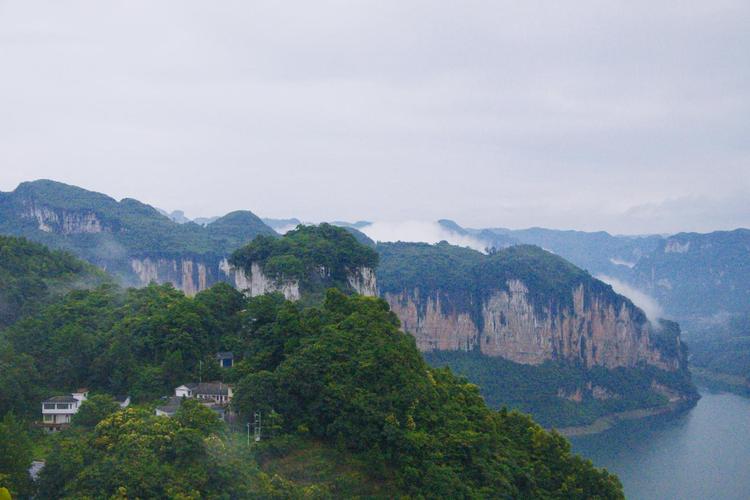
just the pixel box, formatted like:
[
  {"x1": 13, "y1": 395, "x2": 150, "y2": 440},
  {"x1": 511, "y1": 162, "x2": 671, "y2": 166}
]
[{"x1": 571, "y1": 386, "x2": 750, "y2": 500}]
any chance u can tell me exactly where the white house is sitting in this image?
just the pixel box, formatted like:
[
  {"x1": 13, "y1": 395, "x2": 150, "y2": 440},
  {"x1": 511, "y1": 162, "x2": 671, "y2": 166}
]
[
  {"x1": 174, "y1": 382, "x2": 233, "y2": 404},
  {"x1": 41, "y1": 389, "x2": 88, "y2": 432},
  {"x1": 156, "y1": 382, "x2": 233, "y2": 419}
]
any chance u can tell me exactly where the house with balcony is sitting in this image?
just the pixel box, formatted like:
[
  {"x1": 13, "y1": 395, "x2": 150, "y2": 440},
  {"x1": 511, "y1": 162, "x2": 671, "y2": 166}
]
[{"x1": 41, "y1": 389, "x2": 88, "y2": 432}]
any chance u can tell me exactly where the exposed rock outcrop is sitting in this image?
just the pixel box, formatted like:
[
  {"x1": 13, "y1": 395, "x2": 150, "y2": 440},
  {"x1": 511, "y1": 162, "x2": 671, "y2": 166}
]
[
  {"x1": 22, "y1": 202, "x2": 106, "y2": 234},
  {"x1": 385, "y1": 279, "x2": 683, "y2": 371},
  {"x1": 219, "y1": 259, "x2": 301, "y2": 301},
  {"x1": 130, "y1": 257, "x2": 213, "y2": 296}
]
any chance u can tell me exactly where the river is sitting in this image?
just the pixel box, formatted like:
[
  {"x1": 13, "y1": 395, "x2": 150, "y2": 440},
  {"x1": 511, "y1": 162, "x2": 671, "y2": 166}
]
[{"x1": 571, "y1": 386, "x2": 750, "y2": 500}]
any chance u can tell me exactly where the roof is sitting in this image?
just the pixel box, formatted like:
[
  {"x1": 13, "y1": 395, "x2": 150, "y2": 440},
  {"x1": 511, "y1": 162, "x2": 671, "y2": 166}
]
[
  {"x1": 216, "y1": 351, "x2": 234, "y2": 359},
  {"x1": 181, "y1": 382, "x2": 231, "y2": 396},
  {"x1": 115, "y1": 395, "x2": 130, "y2": 403},
  {"x1": 43, "y1": 395, "x2": 78, "y2": 403},
  {"x1": 156, "y1": 396, "x2": 183, "y2": 414}
]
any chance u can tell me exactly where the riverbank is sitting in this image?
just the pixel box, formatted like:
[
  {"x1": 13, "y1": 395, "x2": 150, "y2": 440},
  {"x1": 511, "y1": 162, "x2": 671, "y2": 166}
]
[{"x1": 555, "y1": 399, "x2": 697, "y2": 437}]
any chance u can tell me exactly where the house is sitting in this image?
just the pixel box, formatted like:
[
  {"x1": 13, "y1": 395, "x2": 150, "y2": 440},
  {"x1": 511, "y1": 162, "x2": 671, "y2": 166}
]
[
  {"x1": 156, "y1": 382, "x2": 233, "y2": 419},
  {"x1": 174, "y1": 382, "x2": 233, "y2": 404},
  {"x1": 216, "y1": 351, "x2": 234, "y2": 368},
  {"x1": 115, "y1": 395, "x2": 131, "y2": 408},
  {"x1": 41, "y1": 389, "x2": 88, "y2": 432}
]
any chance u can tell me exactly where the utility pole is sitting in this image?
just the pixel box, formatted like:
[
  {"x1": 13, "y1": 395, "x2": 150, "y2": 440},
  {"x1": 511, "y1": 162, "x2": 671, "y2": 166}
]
[
  {"x1": 253, "y1": 411, "x2": 262, "y2": 442},
  {"x1": 199, "y1": 360, "x2": 203, "y2": 383},
  {"x1": 246, "y1": 421, "x2": 251, "y2": 447}
]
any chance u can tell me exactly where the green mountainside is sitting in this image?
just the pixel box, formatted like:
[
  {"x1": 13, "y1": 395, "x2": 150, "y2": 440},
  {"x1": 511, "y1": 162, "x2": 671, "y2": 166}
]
[
  {"x1": 0, "y1": 235, "x2": 107, "y2": 330},
  {"x1": 0, "y1": 180, "x2": 276, "y2": 285},
  {"x1": 0, "y1": 237, "x2": 623, "y2": 498},
  {"x1": 377, "y1": 241, "x2": 695, "y2": 428}
]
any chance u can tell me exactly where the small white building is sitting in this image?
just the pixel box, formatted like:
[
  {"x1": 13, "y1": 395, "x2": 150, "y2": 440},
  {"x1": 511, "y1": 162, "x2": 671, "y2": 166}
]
[
  {"x1": 157, "y1": 382, "x2": 233, "y2": 419},
  {"x1": 174, "y1": 382, "x2": 233, "y2": 404},
  {"x1": 41, "y1": 389, "x2": 88, "y2": 432}
]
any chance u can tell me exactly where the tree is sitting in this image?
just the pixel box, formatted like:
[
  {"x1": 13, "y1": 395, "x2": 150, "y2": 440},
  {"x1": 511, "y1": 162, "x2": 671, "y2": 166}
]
[
  {"x1": 71, "y1": 394, "x2": 120, "y2": 428},
  {"x1": 0, "y1": 413, "x2": 33, "y2": 498}
]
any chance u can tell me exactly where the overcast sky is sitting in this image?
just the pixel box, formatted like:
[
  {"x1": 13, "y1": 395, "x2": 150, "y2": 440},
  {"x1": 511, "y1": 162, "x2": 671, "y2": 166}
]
[{"x1": 1, "y1": 1, "x2": 748, "y2": 234}]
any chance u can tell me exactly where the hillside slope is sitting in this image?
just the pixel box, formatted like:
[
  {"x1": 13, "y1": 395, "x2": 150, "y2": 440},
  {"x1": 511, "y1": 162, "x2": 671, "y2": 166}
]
[{"x1": 0, "y1": 235, "x2": 106, "y2": 329}]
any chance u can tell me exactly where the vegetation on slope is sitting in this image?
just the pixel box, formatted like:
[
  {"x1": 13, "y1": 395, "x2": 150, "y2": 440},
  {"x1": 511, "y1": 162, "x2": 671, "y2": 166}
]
[
  {"x1": 1, "y1": 276, "x2": 623, "y2": 497},
  {"x1": 424, "y1": 350, "x2": 696, "y2": 428},
  {"x1": 231, "y1": 290, "x2": 623, "y2": 498},
  {"x1": 0, "y1": 235, "x2": 106, "y2": 329}
]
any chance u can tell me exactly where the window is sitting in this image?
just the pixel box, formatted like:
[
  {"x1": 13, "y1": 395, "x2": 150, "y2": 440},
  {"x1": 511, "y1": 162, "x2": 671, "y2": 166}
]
[
  {"x1": 43, "y1": 415, "x2": 53, "y2": 423},
  {"x1": 56, "y1": 403, "x2": 70, "y2": 410},
  {"x1": 43, "y1": 403, "x2": 55, "y2": 410}
]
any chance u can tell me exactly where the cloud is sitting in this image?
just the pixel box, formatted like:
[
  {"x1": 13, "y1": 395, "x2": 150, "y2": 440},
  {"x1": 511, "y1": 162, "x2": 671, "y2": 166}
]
[
  {"x1": 359, "y1": 221, "x2": 486, "y2": 251},
  {"x1": 596, "y1": 274, "x2": 664, "y2": 322},
  {"x1": 0, "y1": 1, "x2": 747, "y2": 234}
]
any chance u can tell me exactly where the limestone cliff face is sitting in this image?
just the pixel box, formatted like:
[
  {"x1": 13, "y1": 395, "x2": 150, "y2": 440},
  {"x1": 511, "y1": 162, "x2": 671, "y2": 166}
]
[
  {"x1": 130, "y1": 257, "x2": 212, "y2": 296},
  {"x1": 346, "y1": 266, "x2": 378, "y2": 297},
  {"x1": 385, "y1": 280, "x2": 682, "y2": 371},
  {"x1": 128, "y1": 256, "x2": 376, "y2": 301},
  {"x1": 219, "y1": 259, "x2": 301, "y2": 301},
  {"x1": 22, "y1": 201, "x2": 106, "y2": 235}
]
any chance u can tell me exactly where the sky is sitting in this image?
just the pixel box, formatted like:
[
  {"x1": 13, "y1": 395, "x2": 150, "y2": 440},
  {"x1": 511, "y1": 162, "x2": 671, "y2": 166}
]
[{"x1": 1, "y1": 0, "x2": 748, "y2": 235}]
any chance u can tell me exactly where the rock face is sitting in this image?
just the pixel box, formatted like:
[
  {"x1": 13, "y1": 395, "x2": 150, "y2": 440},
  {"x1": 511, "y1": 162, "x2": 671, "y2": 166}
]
[
  {"x1": 385, "y1": 279, "x2": 683, "y2": 372},
  {"x1": 130, "y1": 257, "x2": 214, "y2": 296},
  {"x1": 23, "y1": 202, "x2": 107, "y2": 235},
  {"x1": 219, "y1": 260, "x2": 301, "y2": 301},
  {"x1": 347, "y1": 266, "x2": 378, "y2": 296}
]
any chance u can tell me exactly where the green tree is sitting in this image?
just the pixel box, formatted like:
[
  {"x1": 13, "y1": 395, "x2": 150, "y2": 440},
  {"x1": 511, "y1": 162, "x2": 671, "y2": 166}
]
[
  {"x1": 0, "y1": 413, "x2": 33, "y2": 498},
  {"x1": 71, "y1": 394, "x2": 120, "y2": 428}
]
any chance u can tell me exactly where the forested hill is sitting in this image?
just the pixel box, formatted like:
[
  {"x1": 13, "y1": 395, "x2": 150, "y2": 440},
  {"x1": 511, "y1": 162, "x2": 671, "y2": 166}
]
[
  {"x1": 229, "y1": 224, "x2": 379, "y2": 302},
  {"x1": 0, "y1": 179, "x2": 276, "y2": 287},
  {"x1": 1, "y1": 274, "x2": 624, "y2": 497},
  {"x1": 0, "y1": 235, "x2": 106, "y2": 329}
]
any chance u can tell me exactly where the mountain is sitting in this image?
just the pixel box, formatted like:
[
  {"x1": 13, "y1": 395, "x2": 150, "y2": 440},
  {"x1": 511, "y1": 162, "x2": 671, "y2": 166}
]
[
  {"x1": 631, "y1": 229, "x2": 750, "y2": 321},
  {"x1": 0, "y1": 180, "x2": 276, "y2": 292},
  {"x1": 377, "y1": 241, "x2": 696, "y2": 427}
]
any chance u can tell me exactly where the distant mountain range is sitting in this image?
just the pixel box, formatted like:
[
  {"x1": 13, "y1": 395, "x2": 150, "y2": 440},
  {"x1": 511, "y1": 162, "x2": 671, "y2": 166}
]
[{"x1": 0, "y1": 180, "x2": 276, "y2": 289}]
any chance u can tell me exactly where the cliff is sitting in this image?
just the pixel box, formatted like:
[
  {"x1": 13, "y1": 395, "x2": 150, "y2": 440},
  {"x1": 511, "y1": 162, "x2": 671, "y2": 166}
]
[
  {"x1": 228, "y1": 224, "x2": 379, "y2": 301},
  {"x1": 378, "y1": 242, "x2": 687, "y2": 372}
]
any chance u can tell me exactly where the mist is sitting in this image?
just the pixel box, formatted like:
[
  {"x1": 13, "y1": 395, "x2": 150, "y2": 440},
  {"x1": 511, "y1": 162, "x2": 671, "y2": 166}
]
[
  {"x1": 358, "y1": 221, "x2": 486, "y2": 252},
  {"x1": 597, "y1": 274, "x2": 664, "y2": 323}
]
